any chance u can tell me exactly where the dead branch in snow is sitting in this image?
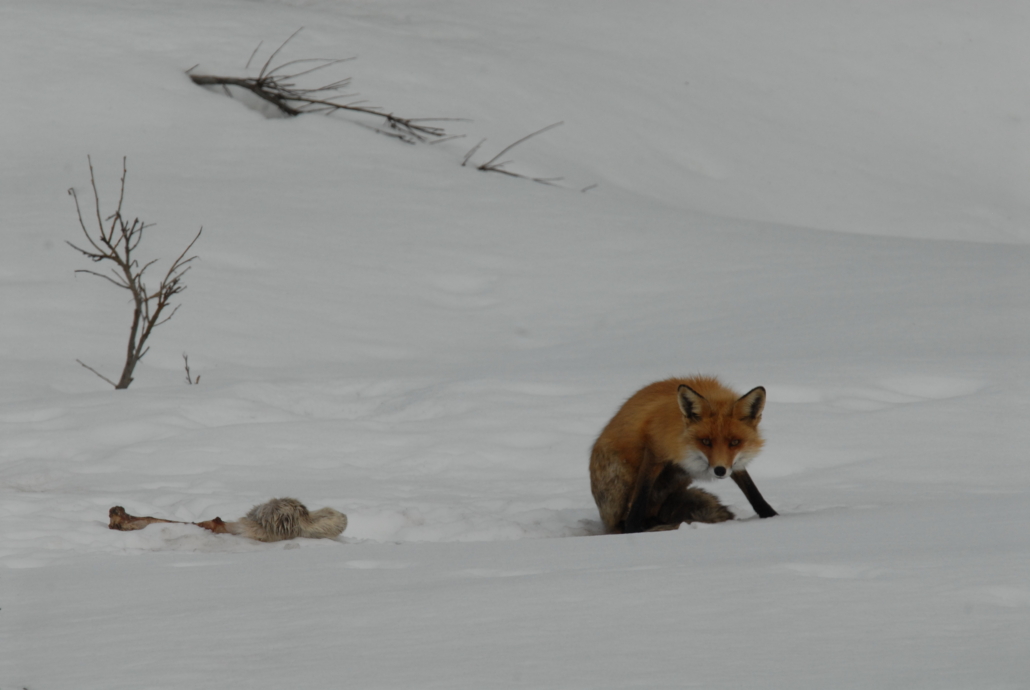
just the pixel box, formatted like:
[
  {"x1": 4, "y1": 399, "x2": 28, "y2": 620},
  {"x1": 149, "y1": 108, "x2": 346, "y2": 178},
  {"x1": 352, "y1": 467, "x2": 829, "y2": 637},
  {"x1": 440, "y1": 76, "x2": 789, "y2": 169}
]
[
  {"x1": 183, "y1": 352, "x2": 200, "y2": 385},
  {"x1": 462, "y1": 121, "x2": 564, "y2": 185},
  {"x1": 188, "y1": 28, "x2": 453, "y2": 144},
  {"x1": 67, "y1": 157, "x2": 201, "y2": 390}
]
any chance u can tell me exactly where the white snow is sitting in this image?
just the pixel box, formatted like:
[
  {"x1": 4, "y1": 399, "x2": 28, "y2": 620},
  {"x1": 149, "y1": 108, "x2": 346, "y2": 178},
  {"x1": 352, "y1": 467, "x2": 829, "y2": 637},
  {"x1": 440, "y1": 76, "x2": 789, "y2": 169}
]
[{"x1": 2, "y1": 1, "x2": 1029, "y2": 688}]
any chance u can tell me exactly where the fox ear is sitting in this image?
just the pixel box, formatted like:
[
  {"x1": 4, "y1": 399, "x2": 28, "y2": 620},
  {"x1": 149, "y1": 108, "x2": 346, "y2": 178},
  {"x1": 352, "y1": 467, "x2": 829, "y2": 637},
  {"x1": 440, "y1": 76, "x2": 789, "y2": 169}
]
[
  {"x1": 735, "y1": 386, "x2": 766, "y2": 424},
  {"x1": 678, "y1": 384, "x2": 706, "y2": 422}
]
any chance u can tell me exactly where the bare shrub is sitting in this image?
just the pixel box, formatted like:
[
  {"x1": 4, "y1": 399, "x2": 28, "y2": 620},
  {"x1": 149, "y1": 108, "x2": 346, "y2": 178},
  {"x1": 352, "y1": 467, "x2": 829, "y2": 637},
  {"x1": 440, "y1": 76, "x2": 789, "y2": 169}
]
[
  {"x1": 67, "y1": 157, "x2": 201, "y2": 389},
  {"x1": 188, "y1": 29, "x2": 454, "y2": 144}
]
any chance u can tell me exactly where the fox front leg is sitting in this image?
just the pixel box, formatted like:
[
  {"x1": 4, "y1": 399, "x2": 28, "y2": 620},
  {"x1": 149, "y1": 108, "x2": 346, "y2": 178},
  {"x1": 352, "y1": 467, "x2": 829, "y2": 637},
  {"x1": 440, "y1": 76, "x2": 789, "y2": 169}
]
[{"x1": 731, "y1": 469, "x2": 777, "y2": 518}]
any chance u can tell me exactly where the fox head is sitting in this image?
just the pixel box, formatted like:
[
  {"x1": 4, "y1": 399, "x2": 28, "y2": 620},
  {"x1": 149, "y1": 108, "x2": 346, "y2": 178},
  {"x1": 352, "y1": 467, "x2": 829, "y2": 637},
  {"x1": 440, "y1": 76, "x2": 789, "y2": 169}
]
[{"x1": 677, "y1": 383, "x2": 766, "y2": 481}]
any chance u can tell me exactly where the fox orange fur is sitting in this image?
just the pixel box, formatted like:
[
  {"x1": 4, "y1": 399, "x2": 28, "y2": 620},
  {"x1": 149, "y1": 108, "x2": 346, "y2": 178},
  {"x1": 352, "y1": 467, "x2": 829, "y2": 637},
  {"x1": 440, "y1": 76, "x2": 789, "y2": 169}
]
[{"x1": 590, "y1": 376, "x2": 776, "y2": 533}]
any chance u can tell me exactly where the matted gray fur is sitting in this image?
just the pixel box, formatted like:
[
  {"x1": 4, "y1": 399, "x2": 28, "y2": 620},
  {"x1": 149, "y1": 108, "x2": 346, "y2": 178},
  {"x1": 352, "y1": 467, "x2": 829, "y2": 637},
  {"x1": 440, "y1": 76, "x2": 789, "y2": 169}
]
[{"x1": 228, "y1": 497, "x2": 347, "y2": 542}]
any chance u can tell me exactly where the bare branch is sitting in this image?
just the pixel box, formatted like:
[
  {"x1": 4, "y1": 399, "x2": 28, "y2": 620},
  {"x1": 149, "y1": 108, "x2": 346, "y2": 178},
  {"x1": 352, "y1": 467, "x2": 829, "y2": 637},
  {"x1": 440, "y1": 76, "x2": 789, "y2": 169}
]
[
  {"x1": 258, "y1": 27, "x2": 304, "y2": 79},
  {"x1": 137, "y1": 257, "x2": 160, "y2": 280},
  {"x1": 191, "y1": 75, "x2": 305, "y2": 115},
  {"x1": 462, "y1": 139, "x2": 486, "y2": 167},
  {"x1": 76, "y1": 360, "x2": 118, "y2": 388},
  {"x1": 88, "y1": 156, "x2": 105, "y2": 239},
  {"x1": 67, "y1": 190, "x2": 107, "y2": 256},
  {"x1": 68, "y1": 157, "x2": 201, "y2": 390},
  {"x1": 468, "y1": 122, "x2": 565, "y2": 186},
  {"x1": 154, "y1": 303, "x2": 183, "y2": 328},
  {"x1": 168, "y1": 227, "x2": 203, "y2": 275},
  {"x1": 189, "y1": 30, "x2": 452, "y2": 143},
  {"x1": 265, "y1": 57, "x2": 354, "y2": 80},
  {"x1": 430, "y1": 134, "x2": 467, "y2": 146},
  {"x1": 183, "y1": 353, "x2": 192, "y2": 384},
  {"x1": 244, "y1": 41, "x2": 264, "y2": 70},
  {"x1": 114, "y1": 156, "x2": 128, "y2": 221},
  {"x1": 73, "y1": 268, "x2": 131, "y2": 290},
  {"x1": 66, "y1": 240, "x2": 108, "y2": 262},
  {"x1": 479, "y1": 121, "x2": 563, "y2": 171},
  {"x1": 320, "y1": 77, "x2": 355, "y2": 91}
]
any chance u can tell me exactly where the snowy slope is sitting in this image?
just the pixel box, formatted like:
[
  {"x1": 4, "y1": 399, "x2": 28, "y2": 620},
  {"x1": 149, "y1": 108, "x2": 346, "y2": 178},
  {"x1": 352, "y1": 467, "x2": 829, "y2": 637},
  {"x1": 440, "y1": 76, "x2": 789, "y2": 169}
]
[{"x1": 2, "y1": 1, "x2": 1029, "y2": 688}]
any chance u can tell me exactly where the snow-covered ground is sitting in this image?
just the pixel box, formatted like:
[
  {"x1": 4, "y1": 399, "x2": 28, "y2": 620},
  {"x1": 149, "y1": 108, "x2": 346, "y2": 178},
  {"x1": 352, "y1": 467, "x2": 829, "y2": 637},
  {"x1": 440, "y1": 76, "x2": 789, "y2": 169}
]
[{"x1": 2, "y1": 1, "x2": 1029, "y2": 688}]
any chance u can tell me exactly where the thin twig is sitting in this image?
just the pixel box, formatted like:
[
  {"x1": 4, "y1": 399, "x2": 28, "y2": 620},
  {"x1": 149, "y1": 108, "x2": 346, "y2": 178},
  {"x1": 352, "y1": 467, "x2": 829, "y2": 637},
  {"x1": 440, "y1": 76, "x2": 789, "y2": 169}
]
[
  {"x1": 244, "y1": 41, "x2": 264, "y2": 70},
  {"x1": 77, "y1": 360, "x2": 118, "y2": 388},
  {"x1": 467, "y1": 122, "x2": 565, "y2": 185},
  {"x1": 259, "y1": 27, "x2": 304, "y2": 79},
  {"x1": 478, "y1": 122, "x2": 563, "y2": 171},
  {"x1": 430, "y1": 134, "x2": 467, "y2": 145},
  {"x1": 265, "y1": 57, "x2": 353, "y2": 80},
  {"x1": 462, "y1": 139, "x2": 486, "y2": 167},
  {"x1": 183, "y1": 353, "x2": 198, "y2": 385}
]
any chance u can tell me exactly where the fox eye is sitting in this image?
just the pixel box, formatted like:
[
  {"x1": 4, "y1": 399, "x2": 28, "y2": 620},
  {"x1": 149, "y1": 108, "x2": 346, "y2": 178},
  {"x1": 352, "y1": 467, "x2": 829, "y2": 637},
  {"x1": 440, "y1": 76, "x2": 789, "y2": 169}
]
[
  {"x1": 729, "y1": 438, "x2": 741, "y2": 447},
  {"x1": 700, "y1": 438, "x2": 713, "y2": 447}
]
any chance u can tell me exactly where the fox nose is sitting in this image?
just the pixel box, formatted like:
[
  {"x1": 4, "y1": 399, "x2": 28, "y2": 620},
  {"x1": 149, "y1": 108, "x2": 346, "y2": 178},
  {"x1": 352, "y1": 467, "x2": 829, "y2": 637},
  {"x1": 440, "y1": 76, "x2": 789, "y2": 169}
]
[{"x1": 713, "y1": 466, "x2": 727, "y2": 477}]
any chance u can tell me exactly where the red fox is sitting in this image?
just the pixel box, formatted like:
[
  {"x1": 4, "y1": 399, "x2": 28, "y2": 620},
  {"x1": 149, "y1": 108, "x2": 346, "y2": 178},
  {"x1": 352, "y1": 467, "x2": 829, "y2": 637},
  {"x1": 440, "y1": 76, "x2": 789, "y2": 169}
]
[{"x1": 590, "y1": 376, "x2": 776, "y2": 533}]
